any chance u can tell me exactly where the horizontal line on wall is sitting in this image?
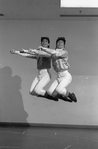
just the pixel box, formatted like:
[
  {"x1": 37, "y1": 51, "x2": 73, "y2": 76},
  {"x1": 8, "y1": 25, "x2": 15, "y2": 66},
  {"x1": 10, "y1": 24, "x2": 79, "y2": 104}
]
[
  {"x1": 0, "y1": 122, "x2": 98, "y2": 129},
  {"x1": 60, "y1": 14, "x2": 98, "y2": 17}
]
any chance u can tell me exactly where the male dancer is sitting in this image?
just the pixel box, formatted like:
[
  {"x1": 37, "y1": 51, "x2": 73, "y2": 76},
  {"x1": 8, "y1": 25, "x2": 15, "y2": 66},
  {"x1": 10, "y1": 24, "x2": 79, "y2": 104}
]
[
  {"x1": 28, "y1": 37, "x2": 77, "y2": 102},
  {"x1": 10, "y1": 37, "x2": 58, "y2": 101}
]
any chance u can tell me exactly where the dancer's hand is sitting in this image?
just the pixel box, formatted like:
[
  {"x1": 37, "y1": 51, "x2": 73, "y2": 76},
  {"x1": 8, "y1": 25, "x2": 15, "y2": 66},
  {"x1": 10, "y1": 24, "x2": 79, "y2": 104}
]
[
  {"x1": 10, "y1": 49, "x2": 16, "y2": 54},
  {"x1": 20, "y1": 49, "x2": 26, "y2": 53},
  {"x1": 38, "y1": 46, "x2": 43, "y2": 50}
]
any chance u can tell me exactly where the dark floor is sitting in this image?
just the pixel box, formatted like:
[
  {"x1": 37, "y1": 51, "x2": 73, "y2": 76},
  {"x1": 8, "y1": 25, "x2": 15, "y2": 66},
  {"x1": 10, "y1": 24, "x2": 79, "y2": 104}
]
[{"x1": 0, "y1": 126, "x2": 98, "y2": 149}]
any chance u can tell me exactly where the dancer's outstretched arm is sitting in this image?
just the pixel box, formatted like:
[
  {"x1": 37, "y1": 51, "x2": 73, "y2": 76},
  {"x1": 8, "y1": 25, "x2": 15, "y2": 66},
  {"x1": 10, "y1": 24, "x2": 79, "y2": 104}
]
[
  {"x1": 27, "y1": 49, "x2": 51, "y2": 57},
  {"x1": 38, "y1": 46, "x2": 56, "y2": 55},
  {"x1": 10, "y1": 49, "x2": 37, "y2": 59},
  {"x1": 40, "y1": 46, "x2": 68, "y2": 58}
]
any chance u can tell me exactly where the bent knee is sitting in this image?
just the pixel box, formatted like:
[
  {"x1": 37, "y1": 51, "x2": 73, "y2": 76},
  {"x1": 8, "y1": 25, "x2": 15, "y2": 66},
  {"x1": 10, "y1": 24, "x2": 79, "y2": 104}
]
[
  {"x1": 34, "y1": 87, "x2": 43, "y2": 95},
  {"x1": 56, "y1": 87, "x2": 67, "y2": 95},
  {"x1": 47, "y1": 91, "x2": 52, "y2": 96},
  {"x1": 29, "y1": 89, "x2": 36, "y2": 96}
]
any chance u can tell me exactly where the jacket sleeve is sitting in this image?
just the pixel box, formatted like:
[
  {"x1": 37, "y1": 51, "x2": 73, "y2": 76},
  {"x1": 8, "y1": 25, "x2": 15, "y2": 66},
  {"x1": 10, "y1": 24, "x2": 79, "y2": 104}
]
[
  {"x1": 28, "y1": 49, "x2": 51, "y2": 57},
  {"x1": 41, "y1": 47, "x2": 68, "y2": 58},
  {"x1": 37, "y1": 50, "x2": 51, "y2": 57},
  {"x1": 14, "y1": 51, "x2": 37, "y2": 59},
  {"x1": 41, "y1": 47, "x2": 56, "y2": 55},
  {"x1": 55, "y1": 50, "x2": 68, "y2": 58}
]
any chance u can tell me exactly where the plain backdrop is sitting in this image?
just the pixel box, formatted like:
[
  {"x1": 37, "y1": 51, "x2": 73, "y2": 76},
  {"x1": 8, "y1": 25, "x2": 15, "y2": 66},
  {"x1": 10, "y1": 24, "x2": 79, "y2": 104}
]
[{"x1": 0, "y1": 20, "x2": 98, "y2": 125}]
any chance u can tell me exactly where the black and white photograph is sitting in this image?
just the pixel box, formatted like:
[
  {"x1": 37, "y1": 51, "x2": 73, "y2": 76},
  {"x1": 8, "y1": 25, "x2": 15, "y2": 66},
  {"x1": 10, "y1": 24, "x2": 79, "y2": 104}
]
[{"x1": 0, "y1": 0, "x2": 98, "y2": 148}]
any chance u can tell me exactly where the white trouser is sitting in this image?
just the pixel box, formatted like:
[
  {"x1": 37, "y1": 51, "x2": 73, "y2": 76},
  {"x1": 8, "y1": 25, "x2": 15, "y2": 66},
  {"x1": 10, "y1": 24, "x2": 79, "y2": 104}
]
[
  {"x1": 48, "y1": 70, "x2": 72, "y2": 96},
  {"x1": 30, "y1": 69, "x2": 51, "y2": 96}
]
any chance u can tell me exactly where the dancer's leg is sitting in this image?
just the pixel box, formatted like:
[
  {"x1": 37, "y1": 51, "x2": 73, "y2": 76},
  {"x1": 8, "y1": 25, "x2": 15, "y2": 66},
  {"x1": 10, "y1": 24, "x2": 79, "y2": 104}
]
[
  {"x1": 56, "y1": 71, "x2": 77, "y2": 102},
  {"x1": 56, "y1": 71, "x2": 72, "y2": 96},
  {"x1": 29, "y1": 77, "x2": 39, "y2": 95},
  {"x1": 34, "y1": 70, "x2": 51, "y2": 96}
]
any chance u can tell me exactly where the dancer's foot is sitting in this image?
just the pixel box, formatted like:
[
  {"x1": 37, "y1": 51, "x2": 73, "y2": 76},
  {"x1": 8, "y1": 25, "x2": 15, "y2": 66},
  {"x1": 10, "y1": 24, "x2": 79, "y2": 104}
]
[
  {"x1": 59, "y1": 94, "x2": 72, "y2": 102},
  {"x1": 68, "y1": 93, "x2": 77, "y2": 102},
  {"x1": 44, "y1": 92, "x2": 58, "y2": 101}
]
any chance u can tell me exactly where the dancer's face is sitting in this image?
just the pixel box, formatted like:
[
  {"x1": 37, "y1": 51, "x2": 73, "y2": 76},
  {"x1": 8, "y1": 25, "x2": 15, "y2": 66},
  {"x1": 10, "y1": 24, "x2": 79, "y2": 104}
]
[
  {"x1": 56, "y1": 40, "x2": 65, "y2": 49},
  {"x1": 41, "y1": 39, "x2": 49, "y2": 48}
]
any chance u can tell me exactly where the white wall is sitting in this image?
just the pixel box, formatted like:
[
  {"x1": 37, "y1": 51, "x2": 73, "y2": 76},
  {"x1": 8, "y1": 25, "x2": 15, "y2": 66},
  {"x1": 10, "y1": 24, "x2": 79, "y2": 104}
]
[{"x1": 0, "y1": 20, "x2": 98, "y2": 125}]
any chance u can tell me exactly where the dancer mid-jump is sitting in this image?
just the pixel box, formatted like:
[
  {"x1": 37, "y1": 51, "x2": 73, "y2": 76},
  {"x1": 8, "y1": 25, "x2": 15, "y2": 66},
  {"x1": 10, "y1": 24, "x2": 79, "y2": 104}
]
[
  {"x1": 28, "y1": 37, "x2": 77, "y2": 102},
  {"x1": 10, "y1": 37, "x2": 58, "y2": 101}
]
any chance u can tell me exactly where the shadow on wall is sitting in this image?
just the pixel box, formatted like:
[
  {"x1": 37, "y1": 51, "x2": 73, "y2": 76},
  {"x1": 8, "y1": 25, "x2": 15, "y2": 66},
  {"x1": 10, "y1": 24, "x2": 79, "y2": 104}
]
[{"x1": 0, "y1": 66, "x2": 28, "y2": 123}]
